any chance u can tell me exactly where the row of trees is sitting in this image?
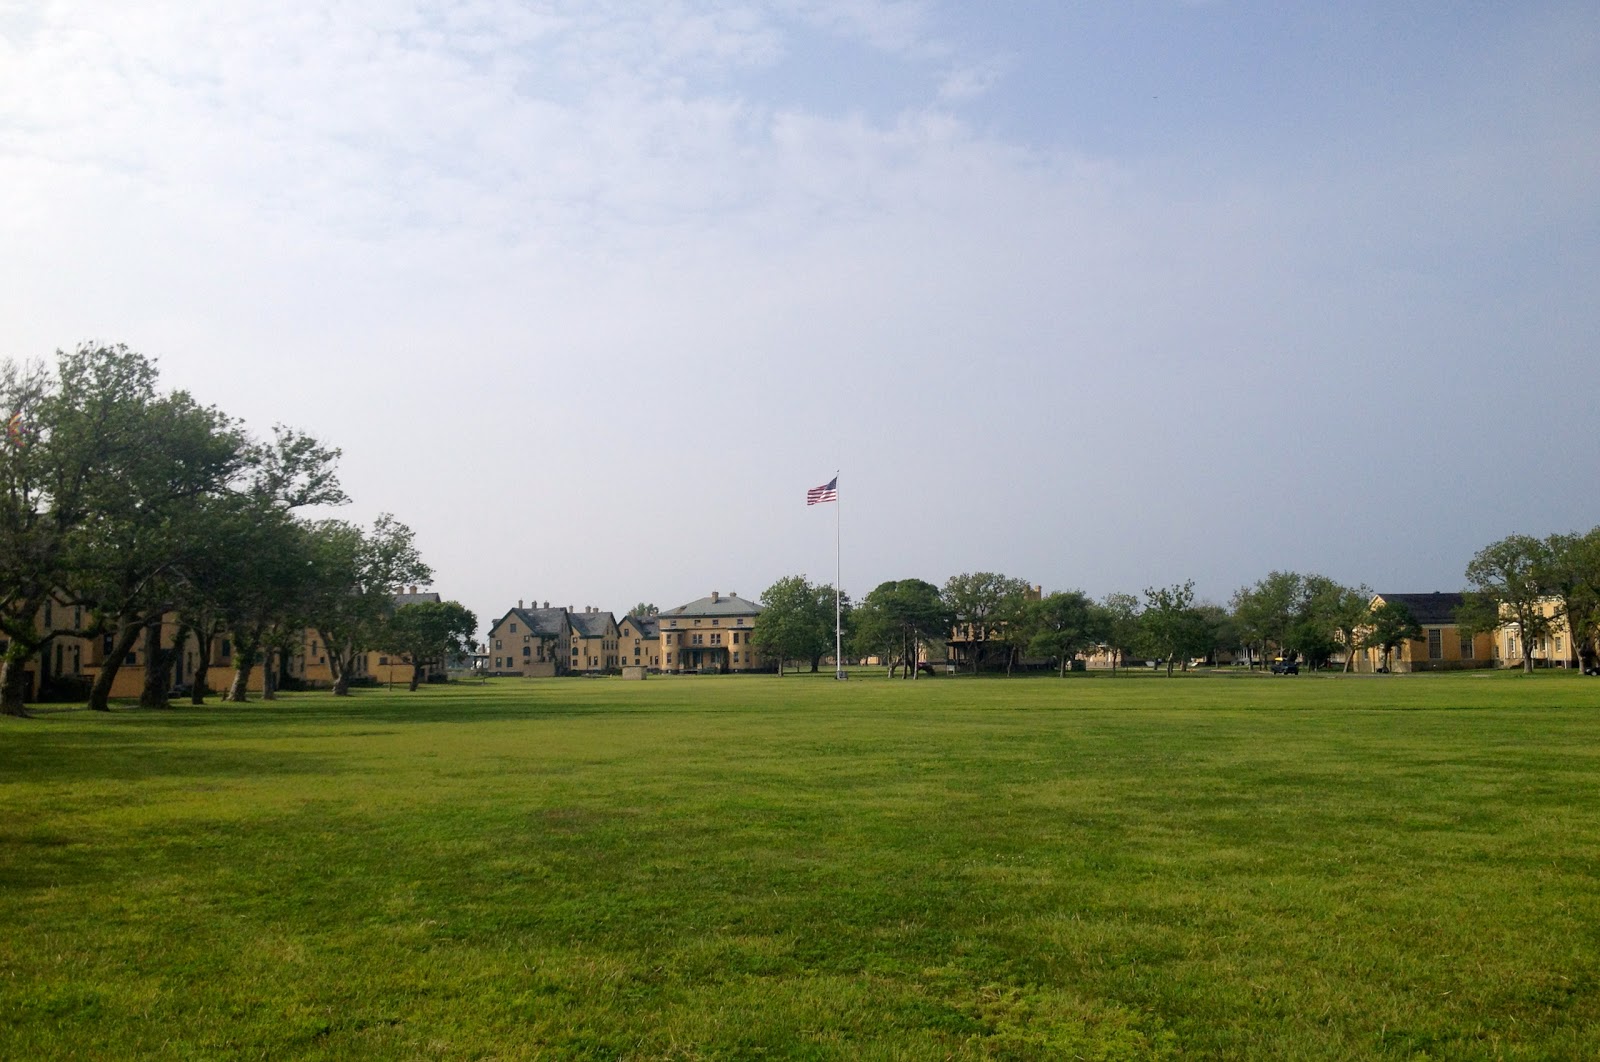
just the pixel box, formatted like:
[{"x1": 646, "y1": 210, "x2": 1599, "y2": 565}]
[
  {"x1": 754, "y1": 570, "x2": 1441, "y2": 678},
  {"x1": 0, "y1": 344, "x2": 473, "y2": 716}
]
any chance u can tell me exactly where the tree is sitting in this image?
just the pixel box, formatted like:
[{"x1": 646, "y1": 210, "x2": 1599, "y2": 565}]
[
  {"x1": 1545, "y1": 528, "x2": 1600, "y2": 671},
  {"x1": 1141, "y1": 581, "x2": 1200, "y2": 676},
  {"x1": 0, "y1": 345, "x2": 194, "y2": 715},
  {"x1": 1300, "y1": 576, "x2": 1372, "y2": 672},
  {"x1": 1024, "y1": 590, "x2": 1104, "y2": 676},
  {"x1": 809, "y1": 583, "x2": 852, "y2": 673},
  {"x1": 942, "y1": 572, "x2": 1030, "y2": 674},
  {"x1": 852, "y1": 579, "x2": 949, "y2": 680},
  {"x1": 628, "y1": 602, "x2": 659, "y2": 617},
  {"x1": 1099, "y1": 592, "x2": 1142, "y2": 675},
  {"x1": 1362, "y1": 600, "x2": 1422, "y2": 672},
  {"x1": 304, "y1": 515, "x2": 432, "y2": 695},
  {"x1": 1230, "y1": 571, "x2": 1304, "y2": 668},
  {"x1": 1464, "y1": 534, "x2": 1554, "y2": 674},
  {"x1": 753, "y1": 575, "x2": 832, "y2": 676},
  {"x1": 66, "y1": 389, "x2": 251, "y2": 710},
  {"x1": 382, "y1": 600, "x2": 477, "y2": 691}
]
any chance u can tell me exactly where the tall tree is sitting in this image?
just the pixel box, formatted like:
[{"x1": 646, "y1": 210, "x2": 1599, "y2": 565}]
[
  {"x1": 382, "y1": 600, "x2": 477, "y2": 691},
  {"x1": 304, "y1": 515, "x2": 432, "y2": 695},
  {"x1": 628, "y1": 602, "x2": 659, "y2": 617},
  {"x1": 1463, "y1": 534, "x2": 1554, "y2": 674},
  {"x1": 1362, "y1": 600, "x2": 1422, "y2": 672},
  {"x1": 0, "y1": 345, "x2": 187, "y2": 715},
  {"x1": 1545, "y1": 528, "x2": 1600, "y2": 671},
  {"x1": 753, "y1": 575, "x2": 831, "y2": 676},
  {"x1": 1141, "y1": 581, "x2": 1199, "y2": 677},
  {"x1": 1099, "y1": 592, "x2": 1142, "y2": 675},
  {"x1": 1231, "y1": 571, "x2": 1305, "y2": 668},
  {"x1": 852, "y1": 579, "x2": 949, "y2": 680},
  {"x1": 1024, "y1": 590, "x2": 1104, "y2": 677},
  {"x1": 1300, "y1": 576, "x2": 1373, "y2": 673},
  {"x1": 942, "y1": 572, "x2": 1030, "y2": 674}
]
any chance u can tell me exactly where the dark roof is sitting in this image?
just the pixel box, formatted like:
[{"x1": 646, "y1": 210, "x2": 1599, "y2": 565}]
[
  {"x1": 622, "y1": 614, "x2": 660, "y2": 638},
  {"x1": 494, "y1": 606, "x2": 570, "y2": 638},
  {"x1": 1374, "y1": 592, "x2": 1468, "y2": 625},
  {"x1": 394, "y1": 591, "x2": 442, "y2": 607},
  {"x1": 570, "y1": 611, "x2": 617, "y2": 638},
  {"x1": 662, "y1": 592, "x2": 764, "y2": 619}
]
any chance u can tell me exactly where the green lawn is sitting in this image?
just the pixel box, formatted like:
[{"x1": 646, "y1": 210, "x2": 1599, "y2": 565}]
[{"x1": 5, "y1": 670, "x2": 1600, "y2": 1059}]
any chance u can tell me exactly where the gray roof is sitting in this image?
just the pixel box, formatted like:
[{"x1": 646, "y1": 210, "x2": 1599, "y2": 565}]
[
  {"x1": 1374, "y1": 592, "x2": 1468, "y2": 626},
  {"x1": 494, "y1": 606, "x2": 571, "y2": 638},
  {"x1": 662, "y1": 592, "x2": 764, "y2": 619},
  {"x1": 394, "y1": 591, "x2": 442, "y2": 607},
  {"x1": 622, "y1": 614, "x2": 660, "y2": 638},
  {"x1": 569, "y1": 611, "x2": 617, "y2": 638}
]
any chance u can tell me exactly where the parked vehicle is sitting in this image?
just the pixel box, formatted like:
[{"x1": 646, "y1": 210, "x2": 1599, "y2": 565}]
[{"x1": 1271, "y1": 660, "x2": 1300, "y2": 675}]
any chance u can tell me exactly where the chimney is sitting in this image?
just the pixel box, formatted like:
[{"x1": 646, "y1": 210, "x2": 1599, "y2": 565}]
[
  {"x1": 519, "y1": 599, "x2": 524, "y2": 609},
  {"x1": 409, "y1": 585, "x2": 417, "y2": 595},
  {"x1": 711, "y1": 591, "x2": 720, "y2": 603},
  {"x1": 543, "y1": 601, "x2": 549, "y2": 609}
]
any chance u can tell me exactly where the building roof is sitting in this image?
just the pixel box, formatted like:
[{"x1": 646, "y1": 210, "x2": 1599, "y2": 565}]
[
  {"x1": 394, "y1": 591, "x2": 442, "y2": 607},
  {"x1": 621, "y1": 614, "x2": 660, "y2": 638},
  {"x1": 492, "y1": 606, "x2": 571, "y2": 638},
  {"x1": 1374, "y1": 592, "x2": 1468, "y2": 625},
  {"x1": 570, "y1": 610, "x2": 617, "y2": 638},
  {"x1": 662, "y1": 591, "x2": 764, "y2": 619}
]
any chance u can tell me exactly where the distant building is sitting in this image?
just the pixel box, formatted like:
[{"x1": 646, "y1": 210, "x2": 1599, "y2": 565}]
[
  {"x1": 1359, "y1": 592, "x2": 1495, "y2": 672},
  {"x1": 485, "y1": 601, "x2": 572, "y2": 677},
  {"x1": 657, "y1": 591, "x2": 765, "y2": 673},
  {"x1": 619, "y1": 613, "x2": 662, "y2": 670}
]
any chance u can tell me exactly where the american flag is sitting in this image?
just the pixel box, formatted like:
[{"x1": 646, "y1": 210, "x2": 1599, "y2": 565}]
[{"x1": 806, "y1": 476, "x2": 838, "y2": 505}]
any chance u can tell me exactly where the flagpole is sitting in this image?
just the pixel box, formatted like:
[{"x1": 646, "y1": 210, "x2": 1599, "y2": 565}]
[{"x1": 834, "y1": 471, "x2": 844, "y2": 680}]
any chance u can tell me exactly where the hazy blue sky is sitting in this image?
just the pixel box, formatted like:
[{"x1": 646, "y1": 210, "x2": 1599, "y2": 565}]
[{"x1": 3, "y1": 1, "x2": 1596, "y2": 631}]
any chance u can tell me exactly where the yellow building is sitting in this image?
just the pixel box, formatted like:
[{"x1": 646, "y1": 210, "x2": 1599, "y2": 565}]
[
  {"x1": 1494, "y1": 596, "x2": 1576, "y2": 669},
  {"x1": 658, "y1": 591, "x2": 764, "y2": 673},
  {"x1": 618, "y1": 614, "x2": 662, "y2": 670},
  {"x1": 570, "y1": 607, "x2": 620, "y2": 672},
  {"x1": 486, "y1": 602, "x2": 571, "y2": 677},
  {"x1": 1359, "y1": 592, "x2": 1496, "y2": 673}
]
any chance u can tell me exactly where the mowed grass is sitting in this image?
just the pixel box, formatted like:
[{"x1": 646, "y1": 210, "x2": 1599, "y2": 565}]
[{"x1": 5, "y1": 671, "x2": 1600, "y2": 1059}]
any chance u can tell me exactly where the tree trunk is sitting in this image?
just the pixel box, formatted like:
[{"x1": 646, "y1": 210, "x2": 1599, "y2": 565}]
[
  {"x1": 0, "y1": 656, "x2": 31, "y2": 716},
  {"x1": 89, "y1": 615, "x2": 144, "y2": 712},
  {"x1": 408, "y1": 662, "x2": 421, "y2": 692},
  {"x1": 191, "y1": 631, "x2": 214, "y2": 706},
  {"x1": 140, "y1": 617, "x2": 173, "y2": 709},
  {"x1": 262, "y1": 647, "x2": 277, "y2": 700},
  {"x1": 229, "y1": 640, "x2": 259, "y2": 702}
]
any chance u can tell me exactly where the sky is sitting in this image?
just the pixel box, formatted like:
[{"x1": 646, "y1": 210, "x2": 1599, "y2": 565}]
[{"x1": 3, "y1": 0, "x2": 1597, "y2": 633}]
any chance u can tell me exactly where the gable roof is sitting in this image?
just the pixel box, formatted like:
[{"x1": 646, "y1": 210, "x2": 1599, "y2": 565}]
[
  {"x1": 492, "y1": 606, "x2": 571, "y2": 638},
  {"x1": 1374, "y1": 592, "x2": 1468, "y2": 626},
  {"x1": 662, "y1": 592, "x2": 764, "y2": 619},
  {"x1": 621, "y1": 614, "x2": 660, "y2": 638},
  {"x1": 394, "y1": 591, "x2": 442, "y2": 608},
  {"x1": 570, "y1": 611, "x2": 617, "y2": 638}
]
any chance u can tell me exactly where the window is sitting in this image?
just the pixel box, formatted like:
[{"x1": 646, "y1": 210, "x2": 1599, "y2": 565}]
[
  {"x1": 736, "y1": 618, "x2": 745, "y2": 626},
  {"x1": 669, "y1": 620, "x2": 677, "y2": 628},
  {"x1": 1557, "y1": 636, "x2": 1565, "y2": 654},
  {"x1": 495, "y1": 639, "x2": 503, "y2": 650},
  {"x1": 1460, "y1": 637, "x2": 1474, "y2": 660},
  {"x1": 711, "y1": 633, "x2": 721, "y2": 644},
  {"x1": 379, "y1": 656, "x2": 389, "y2": 665},
  {"x1": 1427, "y1": 629, "x2": 1443, "y2": 660},
  {"x1": 495, "y1": 657, "x2": 503, "y2": 668},
  {"x1": 711, "y1": 619, "x2": 719, "y2": 626},
  {"x1": 522, "y1": 646, "x2": 531, "y2": 657},
  {"x1": 510, "y1": 623, "x2": 517, "y2": 633}
]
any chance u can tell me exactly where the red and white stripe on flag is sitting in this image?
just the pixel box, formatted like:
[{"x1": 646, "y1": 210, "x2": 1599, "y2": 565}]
[{"x1": 807, "y1": 476, "x2": 838, "y2": 505}]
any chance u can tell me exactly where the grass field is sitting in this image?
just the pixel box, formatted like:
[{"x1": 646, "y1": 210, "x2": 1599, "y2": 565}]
[{"x1": 5, "y1": 670, "x2": 1600, "y2": 1059}]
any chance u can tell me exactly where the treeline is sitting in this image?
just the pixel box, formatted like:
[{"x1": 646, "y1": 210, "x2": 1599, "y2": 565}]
[
  {"x1": 754, "y1": 571, "x2": 1395, "y2": 678},
  {"x1": 0, "y1": 343, "x2": 474, "y2": 716},
  {"x1": 756, "y1": 535, "x2": 1600, "y2": 678}
]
